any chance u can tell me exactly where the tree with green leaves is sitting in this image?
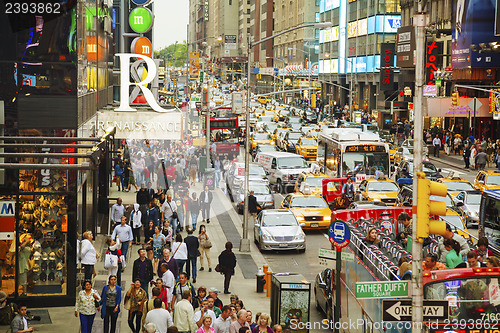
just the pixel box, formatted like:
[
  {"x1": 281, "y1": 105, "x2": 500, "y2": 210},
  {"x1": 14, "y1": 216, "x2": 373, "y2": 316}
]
[{"x1": 154, "y1": 41, "x2": 187, "y2": 68}]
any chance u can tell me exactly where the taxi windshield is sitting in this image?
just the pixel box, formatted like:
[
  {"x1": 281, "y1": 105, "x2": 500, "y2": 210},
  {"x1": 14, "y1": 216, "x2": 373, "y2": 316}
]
[
  {"x1": 290, "y1": 196, "x2": 328, "y2": 208},
  {"x1": 288, "y1": 117, "x2": 302, "y2": 123},
  {"x1": 304, "y1": 177, "x2": 328, "y2": 188},
  {"x1": 262, "y1": 214, "x2": 298, "y2": 227},
  {"x1": 258, "y1": 116, "x2": 273, "y2": 122},
  {"x1": 425, "y1": 277, "x2": 500, "y2": 320},
  {"x1": 254, "y1": 133, "x2": 271, "y2": 140},
  {"x1": 366, "y1": 182, "x2": 399, "y2": 192},
  {"x1": 466, "y1": 194, "x2": 481, "y2": 205},
  {"x1": 250, "y1": 183, "x2": 270, "y2": 195},
  {"x1": 430, "y1": 195, "x2": 453, "y2": 207},
  {"x1": 301, "y1": 139, "x2": 317, "y2": 146},
  {"x1": 443, "y1": 181, "x2": 474, "y2": 192},
  {"x1": 289, "y1": 132, "x2": 302, "y2": 140},
  {"x1": 486, "y1": 175, "x2": 500, "y2": 185},
  {"x1": 277, "y1": 157, "x2": 308, "y2": 169}
]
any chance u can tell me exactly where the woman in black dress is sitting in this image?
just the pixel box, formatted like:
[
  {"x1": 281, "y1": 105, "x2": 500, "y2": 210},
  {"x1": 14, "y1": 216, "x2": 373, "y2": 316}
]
[{"x1": 218, "y1": 241, "x2": 237, "y2": 294}]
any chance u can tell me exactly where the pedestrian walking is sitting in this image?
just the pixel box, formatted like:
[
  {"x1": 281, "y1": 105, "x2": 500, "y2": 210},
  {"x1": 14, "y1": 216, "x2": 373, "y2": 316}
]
[
  {"x1": 158, "y1": 264, "x2": 175, "y2": 310},
  {"x1": 143, "y1": 298, "x2": 173, "y2": 333},
  {"x1": 115, "y1": 162, "x2": 124, "y2": 191},
  {"x1": 188, "y1": 192, "x2": 201, "y2": 230},
  {"x1": 75, "y1": 280, "x2": 100, "y2": 333},
  {"x1": 218, "y1": 242, "x2": 237, "y2": 295},
  {"x1": 198, "y1": 225, "x2": 212, "y2": 272},
  {"x1": 184, "y1": 228, "x2": 200, "y2": 283},
  {"x1": 172, "y1": 233, "x2": 188, "y2": 273},
  {"x1": 146, "y1": 200, "x2": 161, "y2": 227},
  {"x1": 132, "y1": 248, "x2": 154, "y2": 297},
  {"x1": 111, "y1": 216, "x2": 133, "y2": 261},
  {"x1": 214, "y1": 306, "x2": 232, "y2": 333},
  {"x1": 475, "y1": 149, "x2": 488, "y2": 171},
  {"x1": 152, "y1": 226, "x2": 167, "y2": 274},
  {"x1": 454, "y1": 136, "x2": 462, "y2": 155},
  {"x1": 145, "y1": 220, "x2": 155, "y2": 247},
  {"x1": 100, "y1": 275, "x2": 122, "y2": 333},
  {"x1": 130, "y1": 203, "x2": 143, "y2": 245},
  {"x1": 174, "y1": 192, "x2": 185, "y2": 232},
  {"x1": 105, "y1": 238, "x2": 123, "y2": 286},
  {"x1": 162, "y1": 220, "x2": 173, "y2": 249},
  {"x1": 248, "y1": 191, "x2": 261, "y2": 223},
  {"x1": 161, "y1": 194, "x2": 179, "y2": 235},
  {"x1": 432, "y1": 135, "x2": 441, "y2": 157},
  {"x1": 252, "y1": 313, "x2": 273, "y2": 333},
  {"x1": 172, "y1": 273, "x2": 197, "y2": 306},
  {"x1": 173, "y1": 290, "x2": 198, "y2": 333},
  {"x1": 470, "y1": 145, "x2": 477, "y2": 170},
  {"x1": 190, "y1": 155, "x2": 199, "y2": 185},
  {"x1": 463, "y1": 144, "x2": 471, "y2": 169},
  {"x1": 125, "y1": 279, "x2": 148, "y2": 333},
  {"x1": 79, "y1": 231, "x2": 97, "y2": 281},
  {"x1": 197, "y1": 315, "x2": 215, "y2": 333},
  {"x1": 111, "y1": 198, "x2": 126, "y2": 227},
  {"x1": 199, "y1": 186, "x2": 213, "y2": 224},
  {"x1": 495, "y1": 151, "x2": 500, "y2": 171},
  {"x1": 157, "y1": 248, "x2": 179, "y2": 280},
  {"x1": 213, "y1": 156, "x2": 223, "y2": 188}
]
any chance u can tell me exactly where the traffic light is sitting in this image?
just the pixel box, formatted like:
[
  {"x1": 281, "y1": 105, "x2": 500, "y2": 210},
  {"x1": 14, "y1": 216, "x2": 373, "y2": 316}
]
[
  {"x1": 452, "y1": 91, "x2": 459, "y2": 106},
  {"x1": 416, "y1": 172, "x2": 447, "y2": 242}
]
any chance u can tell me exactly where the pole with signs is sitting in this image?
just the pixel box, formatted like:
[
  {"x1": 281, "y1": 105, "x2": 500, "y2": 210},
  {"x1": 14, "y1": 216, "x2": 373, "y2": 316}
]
[{"x1": 328, "y1": 220, "x2": 350, "y2": 333}]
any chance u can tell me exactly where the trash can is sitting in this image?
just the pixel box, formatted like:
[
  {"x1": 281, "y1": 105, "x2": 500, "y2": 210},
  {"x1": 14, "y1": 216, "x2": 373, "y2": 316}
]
[
  {"x1": 256, "y1": 268, "x2": 266, "y2": 293},
  {"x1": 204, "y1": 168, "x2": 215, "y2": 190}
]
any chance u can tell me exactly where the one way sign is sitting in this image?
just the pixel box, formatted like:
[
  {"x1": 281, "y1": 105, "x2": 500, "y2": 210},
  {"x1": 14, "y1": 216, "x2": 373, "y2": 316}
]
[{"x1": 382, "y1": 299, "x2": 448, "y2": 322}]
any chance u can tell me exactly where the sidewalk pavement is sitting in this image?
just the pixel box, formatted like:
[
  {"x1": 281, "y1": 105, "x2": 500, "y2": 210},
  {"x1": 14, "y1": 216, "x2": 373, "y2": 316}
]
[
  {"x1": 428, "y1": 151, "x2": 499, "y2": 173},
  {"x1": 2, "y1": 177, "x2": 271, "y2": 333}
]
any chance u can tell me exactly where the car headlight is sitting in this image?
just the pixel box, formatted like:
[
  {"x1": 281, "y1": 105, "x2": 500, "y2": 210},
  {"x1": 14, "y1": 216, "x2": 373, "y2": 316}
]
[
  {"x1": 262, "y1": 233, "x2": 272, "y2": 241},
  {"x1": 324, "y1": 215, "x2": 331, "y2": 221},
  {"x1": 471, "y1": 211, "x2": 478, "y2": 217},
  {"x1": 294, "y1": 233, "x2": 305, "y2": 241},
  {"x1": 296, "y1": 215, "x2": 304, "y2": 221}
]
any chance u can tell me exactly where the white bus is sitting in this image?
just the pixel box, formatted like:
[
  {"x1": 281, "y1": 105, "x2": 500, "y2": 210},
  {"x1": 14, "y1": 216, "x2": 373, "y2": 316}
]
[{"x1": 317, "y1": 128, "x2": 390, "y2": 180}]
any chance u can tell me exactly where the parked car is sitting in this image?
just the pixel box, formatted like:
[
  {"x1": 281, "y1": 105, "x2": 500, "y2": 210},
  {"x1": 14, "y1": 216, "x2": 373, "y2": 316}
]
[
  {"x1": 225, "y1": 162, "x2": 268, "y2": 196},
  {"x1": 315, "y1": 268, "x2": 334, "y2": 320},
  {"x1": 235, "y1": 181, "x2": 274, "y2": 214},
  {"x1": 253, "y1": 209, "x2": 306, "y2": 251},
  {"x1": 454, "y1": 190, "x2": 481, "y2": 228}
]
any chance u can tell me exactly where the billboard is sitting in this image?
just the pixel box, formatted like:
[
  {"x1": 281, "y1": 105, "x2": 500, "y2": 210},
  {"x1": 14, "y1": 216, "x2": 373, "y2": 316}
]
[
  {"x1": 189, "y1": 52, "x2": 200, "y2": 78},
  {"x1": 396, "y1": 26, "x2": 415, "y2": 68},
  {"x1": 380, "y1": 43, "x2": 395, "y2": 91},
  {"x1": 225, "y1": 35, "x2": 237, "y2": 50},
  {"x1": 452, "y1": 0, "x2": 500, "y2": 68}
]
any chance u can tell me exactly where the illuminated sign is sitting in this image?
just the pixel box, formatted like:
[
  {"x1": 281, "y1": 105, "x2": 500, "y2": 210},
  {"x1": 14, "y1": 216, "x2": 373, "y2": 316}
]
[
  {"x1": 345, "y1": 145, "x2": 386, "y2": 152},
  {"x1": 376, "y1": 15, "x2": 401, "y2": 33},
  {"x1": 323, "y1": 59, "x2": 331, "y2": 74},
  {"x1": 348, "y1": 19, "x2": 367, "y2": 38},
  {"x1": 425, "y1": 41, "x2": 441, "y2": 85},
  {"x1": 324, "y1": 0, "x2": 340, "y2": 11},
  {"x1": 131, "y1": 37, "x2": 153, "y2": 57},
  {"x1": 323, "y1": 26, "x2": 340, "y2": 43},
  {"x1": 380, "y1": 43, "x2": 395, "y2": 91},
  {"x1": 129, "y1": 7, "x2": 153, "y2": 33}
]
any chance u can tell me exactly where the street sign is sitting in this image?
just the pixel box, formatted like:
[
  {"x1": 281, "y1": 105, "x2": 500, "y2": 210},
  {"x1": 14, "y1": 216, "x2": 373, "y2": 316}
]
[
  {"x1": 318, "y1": 248, "x2": 355, "y2": 262},
  {"x1": 328, "y1": 220, "x2": 351, "y2": 250},
  {"x1": 355, "y1": 281, "x2": 409, "y2": 299},
  {"x1": 382, "y1": 299, "x2": 449, "y2": 322},
  {"x1": 468, "y1": 97, "x2": 483, "y2": 113}
]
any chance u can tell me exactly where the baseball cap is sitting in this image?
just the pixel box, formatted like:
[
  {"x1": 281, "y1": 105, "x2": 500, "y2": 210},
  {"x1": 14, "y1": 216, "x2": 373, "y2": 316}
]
[
  {"x1": 48, "y1": 272, "x2": 55, "y2": 281},
  {"x1": 56, "y1": 262, "x2": 63, "y2": 271},
  {"x1": 49, "y1": 261, "x2": 56, "y2": 270},
  {"x1": 41, "y1": 262, "x2": 48, "y2": 271},
  {"x1": 33, "y1": 251, "x2": 41, "y2": 261},
  {"x1": 32, "y1": 264, "x2": 40, "y2": 273},
  {"x1": 40, "y1": 272, "x2": 47, "y2": 282},
  {"x1": 208, "y1": 287, "x2": 220, "y2": 294},
  {"x1": 41, "y1": 252, "x2": 49, "y2": 261},
  {"x1": 49, "y1": 252, "x2": 56, "y2": 261}
]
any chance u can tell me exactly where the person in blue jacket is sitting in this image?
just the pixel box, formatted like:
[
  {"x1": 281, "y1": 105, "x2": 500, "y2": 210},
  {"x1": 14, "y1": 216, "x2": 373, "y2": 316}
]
[{"x1": 100, "y1": 275, "x2": 122, "y2": 333}]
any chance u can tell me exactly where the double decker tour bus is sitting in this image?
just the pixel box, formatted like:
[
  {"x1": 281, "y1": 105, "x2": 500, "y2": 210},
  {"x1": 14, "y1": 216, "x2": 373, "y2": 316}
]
[
  {"x1": 208, "y1": 116, "x2": 240, "y2": 160},
  {"x1": 317, "y1": 128, "x2": 390, "y2": 181},
  {"x1": 479, "y1": 189, "x2": 500, "y2": 254}
]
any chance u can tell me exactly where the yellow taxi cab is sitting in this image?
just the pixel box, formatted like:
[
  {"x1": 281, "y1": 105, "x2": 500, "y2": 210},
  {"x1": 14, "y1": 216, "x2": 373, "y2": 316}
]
[
  {"x1": 473, "y1": 170, "x2": 500, "y2": 191},
  {"x1": 250, "y1": 132, "x2": 274, "y2": 151},
  {"x1": 440, "y1": 209, "x2": 471, "y2": 241},
  {"x1": 387, "y1": 143, "x2": 397, "y2": 162},
  {"x1": 272, "y1": 127, "x2": 290, "y2": 142},
  {"x1": 294, "y1": 171, "x2": 328, "y2": 195},
  {"x1": 357, "y1": 177, "x2": 400, "y2": 206},
  {"x1": 281, "y1": 190, "x2": 332, "y2": 230},
  {"x1": 295, "y1": 137, "x2": 318, "y2": 161},
  {"x1": 256, "y1": 96, "x2": 271, "y2": 104},
  {"x1": 438, "y1": 176, "x2": 475, "y2": 199}
]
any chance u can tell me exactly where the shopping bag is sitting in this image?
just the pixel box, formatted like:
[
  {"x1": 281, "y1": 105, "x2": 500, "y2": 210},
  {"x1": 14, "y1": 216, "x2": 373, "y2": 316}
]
[{"x1": 104, "y1": 253, "x2": 118, "y2": 269}]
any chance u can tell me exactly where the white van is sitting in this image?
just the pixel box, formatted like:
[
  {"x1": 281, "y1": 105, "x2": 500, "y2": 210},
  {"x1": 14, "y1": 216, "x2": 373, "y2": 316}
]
[{"x1": 256, "y1": 151, "x2": 310, "y2": 193}]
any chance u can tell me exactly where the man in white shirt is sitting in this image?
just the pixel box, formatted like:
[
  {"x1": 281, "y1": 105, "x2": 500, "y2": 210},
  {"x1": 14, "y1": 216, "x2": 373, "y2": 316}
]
[
  {"x1": 111, "y1": 216, "x2": 133, "y2": 259},
  {"x1": 174, "y1": 290, "x2": 198, "y2": 333},
  {"x1": 110, "y1": 198, "x2": 125, "y2": 226},
  {"x1": 160, "y1": 263, "x2": 175, "y2": 307},
  {"x1": 194, "y1": 298, "x2": 216, "y2": 328},
  {"x1": 213, "y1": 305, "x2": 232, "y2": 333},
  {"x1": 161, "y1": 194, "x2": 178, "y2": 235},
  {"x1": 143, "y1": 298, "x2": 173, "y2": 333},
  {"x1": 432, "y1": 135, "x2": 441, "y2": 157}
]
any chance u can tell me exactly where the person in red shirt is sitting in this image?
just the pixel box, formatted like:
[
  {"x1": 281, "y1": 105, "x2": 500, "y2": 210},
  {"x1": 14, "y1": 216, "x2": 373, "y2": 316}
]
[{"x1": 155, "y1": 278, "x2": 169, "y2": 310}]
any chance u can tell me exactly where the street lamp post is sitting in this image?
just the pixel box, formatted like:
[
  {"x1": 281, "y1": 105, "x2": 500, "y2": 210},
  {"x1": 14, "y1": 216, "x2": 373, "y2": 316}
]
[{"x1": 240, "y1": 21, "x2": 332, "y2": 252}]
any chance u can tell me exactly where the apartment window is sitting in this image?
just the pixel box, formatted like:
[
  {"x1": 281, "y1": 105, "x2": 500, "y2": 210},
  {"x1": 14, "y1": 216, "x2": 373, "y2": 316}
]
[
  {"x1": 247, "y1": 0, "x2": 250, "y2": 4},
  {"x1": 229, "y1": 0, "x2": 232, "y2": 4},
  {"x1": 315, "y1": 28, "x2": 319, "y2": 39},
  {"x1": 247, "y1": 18, "x2": 250, "y2": 23}
]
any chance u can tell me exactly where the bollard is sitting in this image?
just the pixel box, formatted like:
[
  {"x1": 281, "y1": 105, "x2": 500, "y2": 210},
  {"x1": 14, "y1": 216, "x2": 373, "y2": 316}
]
[
  {"x1": 263, "y1": 264, "x2": 269, "y2": 290},
  {"x1": 266, "y1": 270, "x2": 272, "y2": 297}
]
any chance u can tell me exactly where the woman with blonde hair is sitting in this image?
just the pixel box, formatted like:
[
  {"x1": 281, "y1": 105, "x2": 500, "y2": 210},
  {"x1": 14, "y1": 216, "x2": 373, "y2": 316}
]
[
  {"x1": 80, "y1": 231, "x2": 97, "y2": 281},
  {"x1": 364, "y1": 227, "x2": 380, "y2": 246},
  {"x1": 252, "y1": 313, "x2": 273, "y2": 333},
  {"x1": 196, "y1": 314, "x2": 215, "y2": 333}
]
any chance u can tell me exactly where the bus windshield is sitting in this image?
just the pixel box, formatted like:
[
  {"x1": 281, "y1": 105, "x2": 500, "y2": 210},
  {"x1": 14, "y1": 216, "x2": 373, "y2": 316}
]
[
  {"x1": 277, "y1": 157, "x2": 308, "y2": 169},
  {"x1": 342, "y1": 152, "x2": 389, "y2": 176},
  {"x1": 425, "y1": 277, "x2": 500, "y2": 320}
]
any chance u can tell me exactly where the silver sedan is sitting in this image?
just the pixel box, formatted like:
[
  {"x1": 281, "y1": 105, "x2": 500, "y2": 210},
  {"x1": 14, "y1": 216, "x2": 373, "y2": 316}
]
[{"x1": 253, "y1": 209, "x2": 306, "y2": 251}]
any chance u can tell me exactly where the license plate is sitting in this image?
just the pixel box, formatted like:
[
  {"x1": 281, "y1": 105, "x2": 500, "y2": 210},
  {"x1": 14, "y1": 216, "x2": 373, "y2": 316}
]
[
  {"x1": 279, "y1": 243, "x2": 287, "y2": 247},
  {"x1": 311, "y1": 223, "x2": 319, "y2": 228}
]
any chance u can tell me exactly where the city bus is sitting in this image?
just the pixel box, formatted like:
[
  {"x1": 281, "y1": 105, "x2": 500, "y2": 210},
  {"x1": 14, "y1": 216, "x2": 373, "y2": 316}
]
[
  {"x1": 322, "y1": 207, "x2": 500, "y2": 333},
  {"x1": 209, "y1": 116, "x2": 240, "y2": 160},
  {"x1": 317, "y1": 128, "x2": 390, "y2": 181},
  {"x1": 479, "y1": 189, "x2": 500, "y2": 254}
]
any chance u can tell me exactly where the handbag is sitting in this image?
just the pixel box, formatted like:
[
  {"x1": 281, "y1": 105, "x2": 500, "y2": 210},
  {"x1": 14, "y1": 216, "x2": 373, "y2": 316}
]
[
  {"x1": 94, "y1": 299, "x2": 100, "y2": 309},
  {"x1": 201, "y1": 238, "x2": 212, "y2": 249},
  {"x1": 120, "y1": 255, "x2": 127, "y2": 268},
  {"x1": 214, "y1": 264, "x2": 221, "y2": 273},
  {"x1": 167, "y1": 202, "x2": 178, "y2": 219},
  {"x1": 104, "y1": 252, "x2": 118, "y2": 269},
  {"x1": 123, "y1": 296, "x2": 131, "y2": 310}
]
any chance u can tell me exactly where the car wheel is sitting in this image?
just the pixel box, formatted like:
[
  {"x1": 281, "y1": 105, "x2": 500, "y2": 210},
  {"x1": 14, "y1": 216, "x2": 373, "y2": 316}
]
[{"x1": 278, "y1": 180, "x2": 285, "y2": 194}]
